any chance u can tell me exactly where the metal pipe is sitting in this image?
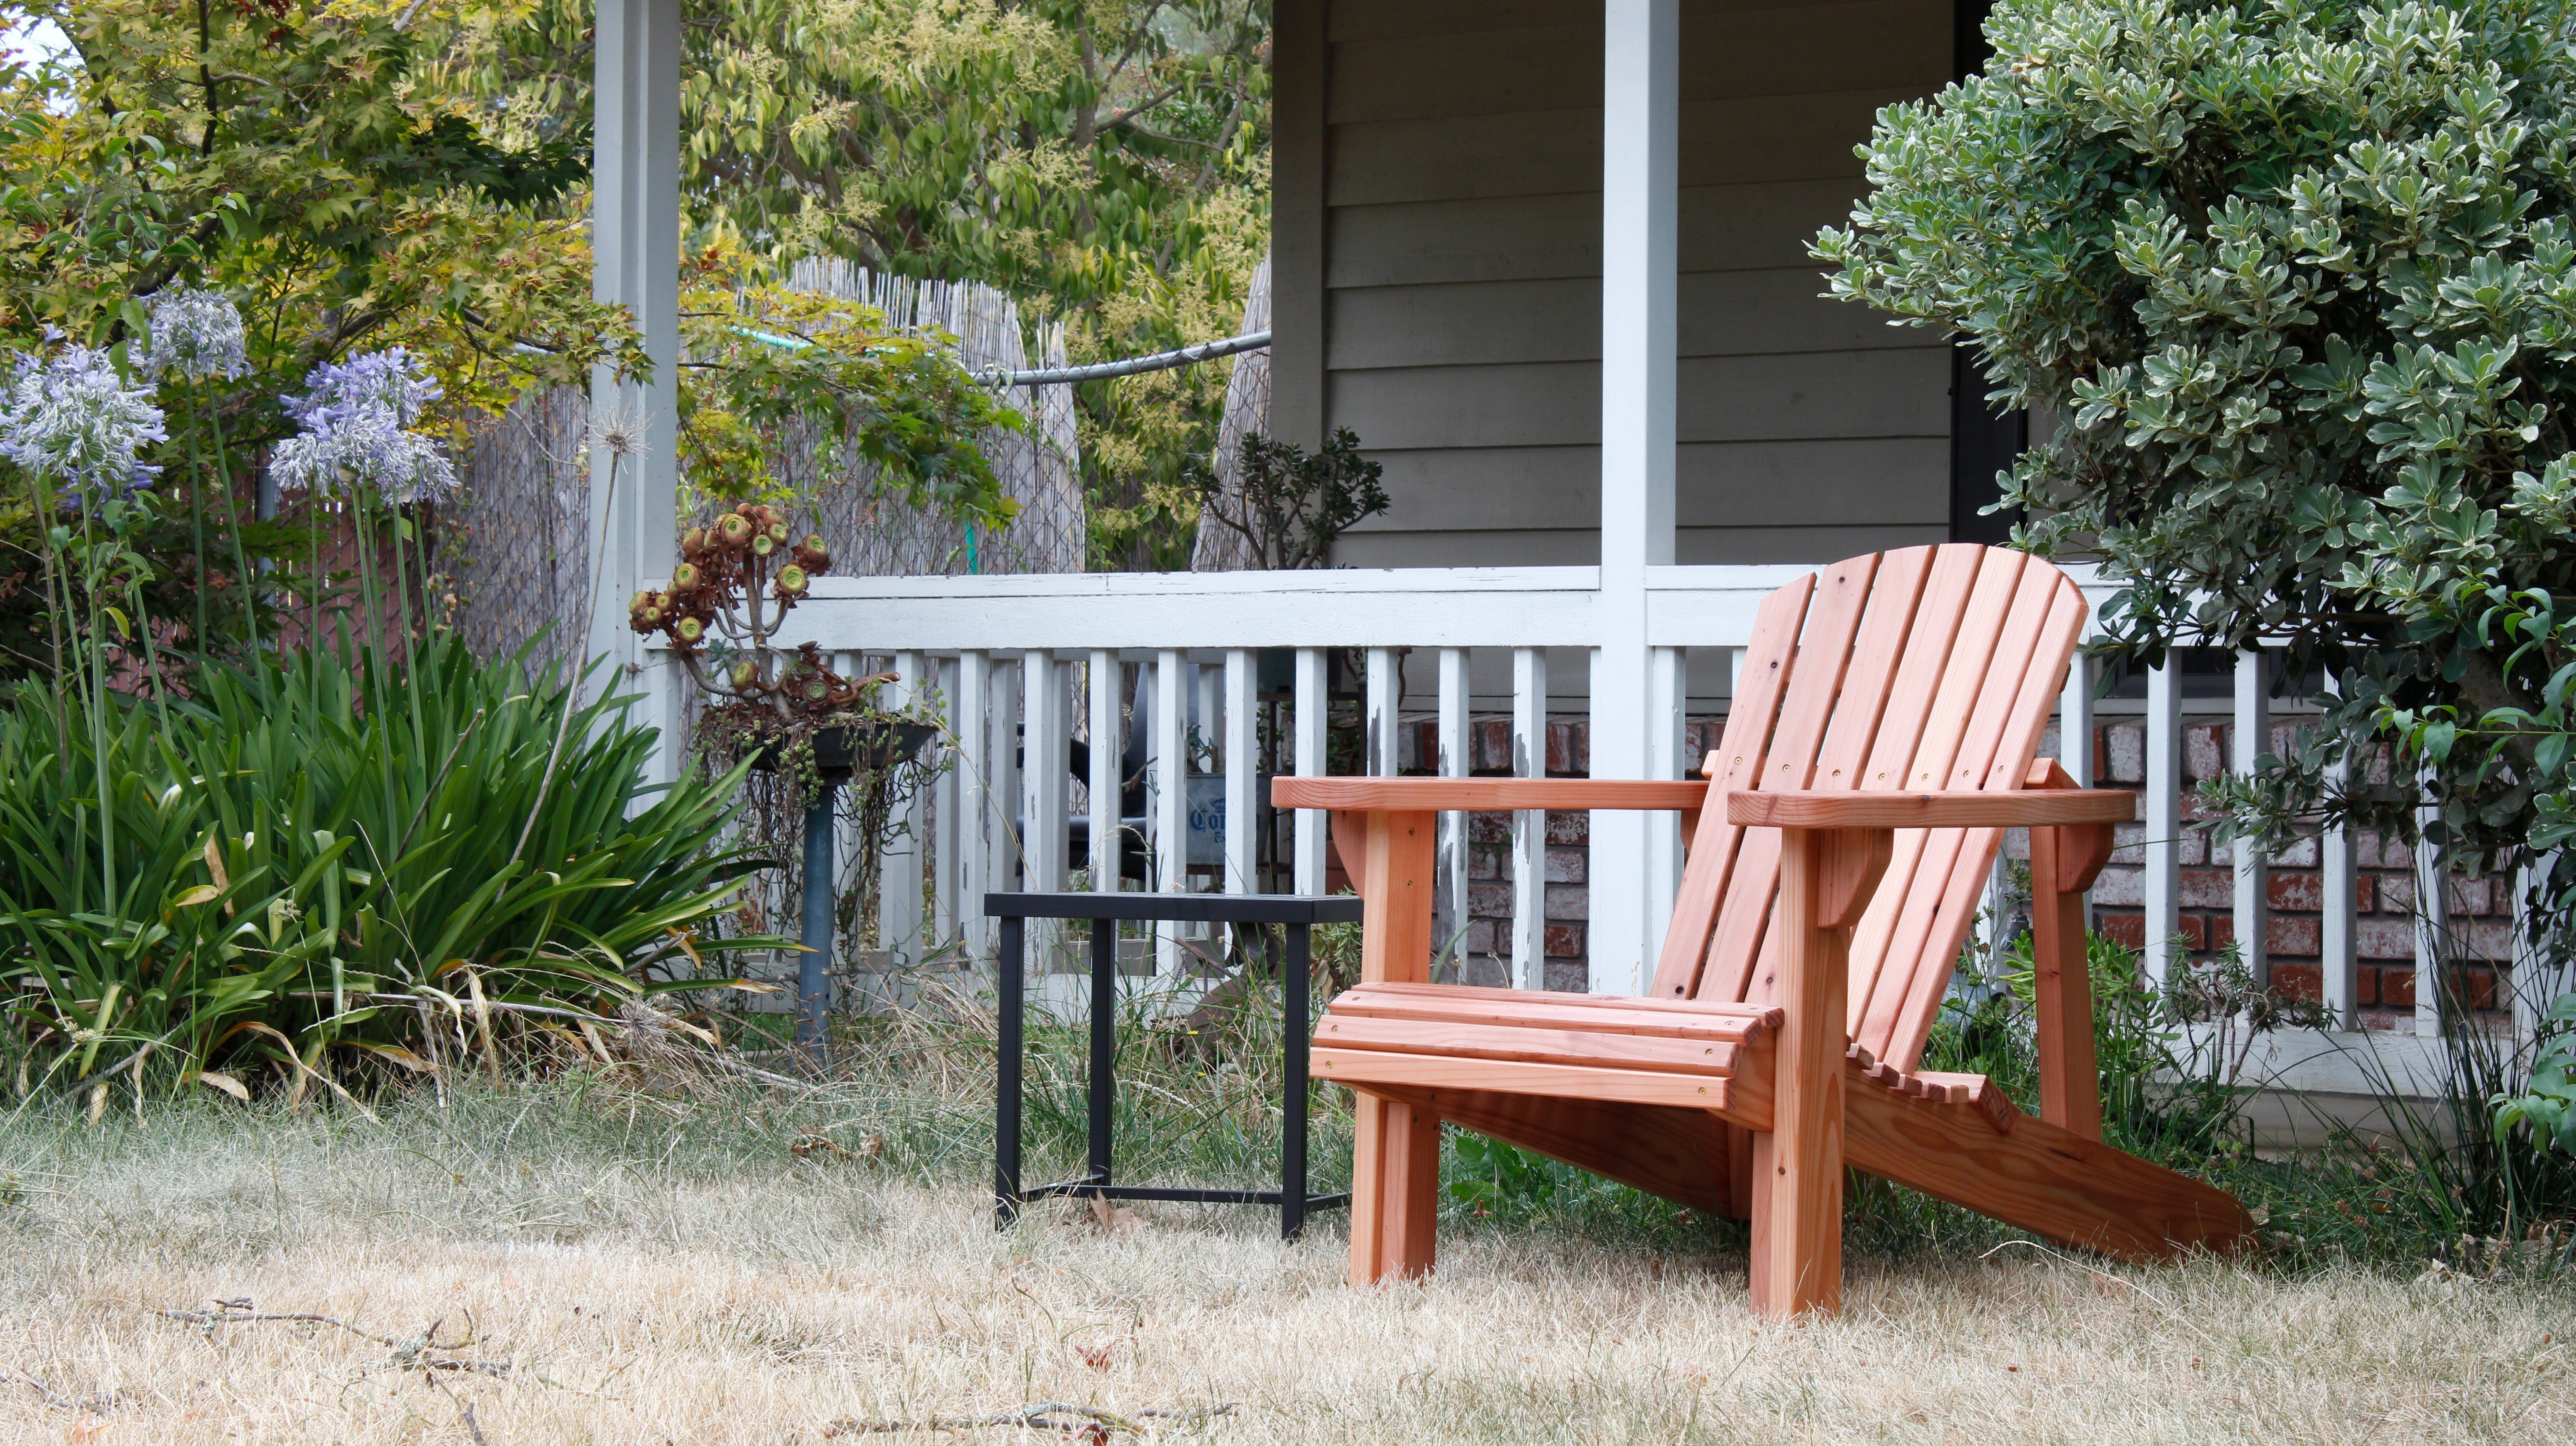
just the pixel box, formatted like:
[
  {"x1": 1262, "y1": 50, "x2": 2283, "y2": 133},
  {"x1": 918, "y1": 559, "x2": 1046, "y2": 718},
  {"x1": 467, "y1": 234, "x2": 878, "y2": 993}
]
[
  {"x1": 798, "y1": 782, "x2": 836, "y2": 1051},
  {"x1": 981, "y1": 331, "x2": 1270, "y2": 389}
]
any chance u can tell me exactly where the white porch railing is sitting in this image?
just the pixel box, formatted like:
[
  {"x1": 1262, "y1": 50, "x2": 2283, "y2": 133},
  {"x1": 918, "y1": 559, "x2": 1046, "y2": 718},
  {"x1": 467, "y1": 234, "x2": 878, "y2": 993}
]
[{"x1": 637, "y1": 561, "x2": 2562, "y2": 1096}]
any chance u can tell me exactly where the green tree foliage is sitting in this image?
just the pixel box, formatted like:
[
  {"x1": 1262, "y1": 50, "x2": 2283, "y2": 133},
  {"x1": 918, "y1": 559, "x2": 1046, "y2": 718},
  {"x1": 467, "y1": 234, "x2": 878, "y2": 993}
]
[
  {"x1": 1816, "y1": 0, "x2": 2576, "y2": 942},
  {"x1": 414, "y1": 0, "x2": 1271, "y2": 569},
  {"x1": 0, "y1": 0, "x2": 636, "y2": 428}
]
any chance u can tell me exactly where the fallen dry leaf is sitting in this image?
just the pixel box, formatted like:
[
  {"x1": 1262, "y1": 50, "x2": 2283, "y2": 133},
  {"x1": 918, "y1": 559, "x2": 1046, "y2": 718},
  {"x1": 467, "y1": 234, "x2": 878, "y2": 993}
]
[{"x1": 1088, "y1": 1194, "x2": 1141, "y2": 1233}]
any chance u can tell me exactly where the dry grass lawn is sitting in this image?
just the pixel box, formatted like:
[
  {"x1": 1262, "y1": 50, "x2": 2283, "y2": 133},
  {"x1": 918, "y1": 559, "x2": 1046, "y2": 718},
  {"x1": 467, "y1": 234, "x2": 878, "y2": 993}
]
[{"x1": 1, "y1": 1086, "x2": 2570, "y2": 1445}]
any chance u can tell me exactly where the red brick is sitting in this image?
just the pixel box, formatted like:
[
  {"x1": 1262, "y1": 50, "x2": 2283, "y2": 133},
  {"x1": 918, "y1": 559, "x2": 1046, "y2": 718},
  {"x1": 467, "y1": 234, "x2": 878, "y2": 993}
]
[
  {"x1": 1463, "y1": 919, "x2": 1498, "y2": 957},
  {"x1": 2092, "y1": 866, "x2": 2144, "y2": 906},
  {"x1": 1546, "y1": 720, "x2": 1588, "y2": 776},
  {"x1": 2378, "y1": 872, "x2": 2417, "y2": 913},
  {"x1": 2185, "y1": 724, "x2": 2224, "y2": 780},
  {"x1": 2270, "y1": 963, "x2": 2324, "y2": 1001},
  {"x1": 2446, "y1": 877, "x2": 2494, "y2": 916},
  {"x1": 2381, "y1": 966, "x2": 2417, "y2": 1008},
  {"x1": 1468, "y1": 845, "x2": 1502, "y2": 881},
  {"x1": 1545, "y1": 811, "x2": 1587, "y2": 845},
  {"x1": 1468, "y1": 811, "x2": 1512, "y2": 845},
  {"x1": 2355, "y1": 965, "x2": 2380, "y2": 1007},
  {"x1": 1544, "y1": 847, "x2": 1586, "y2": 884},
  {"x1": 2454, "y1": 967, "x2": 2499, "y2": 1011},
  {"x1": 2357, "y1": 919, "x2": 2415, "y2": 959},
  {"x1": 1544, "y1": 884, "x2": 1589, "y2": 920},
  {"x1": 1472, "y1": 718, "x2": 1511, "y2": 773},
  {"x1": 2266, "y1": 915, "x2": 2320, "y2": 957},
  {"x1": 2354, "y1": 873, "x2": 2374, "y2": 913},
  {"x1": 2178, "y1": 831, "x2": 2208, "y2": 866},
  {"x1": 2103, "y1": 724, "x2": 2144, "y2": 784},
  {"x1": 2097, "y1": 912, "x2": 2147, "y2": 950},
  {"x1": 2268, "y1": 871, "x2": 2322, "y2": 912},
  {"x1": 2180, "y1": 869, "x2": 2233, "y2": 909},
  {"x1": 2267, "y1": 835, "x2": 2320, "y2": 867},
  {"x1": 1467, "y1": 882, "x2": 1513, "y2": 917},
  {"x1": 2468, "y1": 920, "x2": 2515, "y2": 961},
  {"x1": 2202, "y1": 915, "x2": 2224, "y2": 952},
  {"x1": 1544, "y1": 923, "x2": 1585, "y2": 960},
  {"x1": 2109, "y1": 821, "x2": 2146, "y2": 866}
]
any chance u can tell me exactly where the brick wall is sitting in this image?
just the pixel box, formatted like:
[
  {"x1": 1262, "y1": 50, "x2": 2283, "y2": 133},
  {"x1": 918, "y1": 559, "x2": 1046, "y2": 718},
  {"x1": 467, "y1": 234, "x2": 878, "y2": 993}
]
[
  {"x1": 2084, "y1": 717, "x2": 2514, "y2": 1031},
  {"x1": 1389, "y1": 712, "x2": 2518, "y2": 1025}
]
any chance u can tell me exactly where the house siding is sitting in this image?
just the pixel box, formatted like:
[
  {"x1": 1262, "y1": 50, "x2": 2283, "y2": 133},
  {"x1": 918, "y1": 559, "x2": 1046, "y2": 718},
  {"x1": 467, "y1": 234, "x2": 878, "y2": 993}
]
[{"x1": 1278, "y1": 0, "x2": 1956, "y2": 567}]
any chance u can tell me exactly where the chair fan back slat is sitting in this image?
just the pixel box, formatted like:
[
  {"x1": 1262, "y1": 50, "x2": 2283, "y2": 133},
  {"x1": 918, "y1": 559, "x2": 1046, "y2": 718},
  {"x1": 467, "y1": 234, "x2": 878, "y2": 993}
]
[
  {"x1": 1697, "y1": 556, "x2": 1880, "y2": 1004},
  {"x1": 1646, "y1": 544, "x2": 2086, "y2": 1075},
  {"x1": 1877, "y1": 577, "x2": 2089, "y2": 1066},
  {"x1": 1650, "y1": 576, "x2": 1817, "y2": 998},
  {"x1": 1838, "y1": 544, "x2": 1990, "y2": 1019}
]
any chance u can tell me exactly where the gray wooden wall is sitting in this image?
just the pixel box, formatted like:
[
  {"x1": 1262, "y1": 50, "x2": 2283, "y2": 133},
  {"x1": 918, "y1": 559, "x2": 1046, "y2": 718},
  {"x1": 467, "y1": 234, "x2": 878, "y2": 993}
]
[{"x1": 1271, "y1": 0, "x2": 1955, "y2": 568}]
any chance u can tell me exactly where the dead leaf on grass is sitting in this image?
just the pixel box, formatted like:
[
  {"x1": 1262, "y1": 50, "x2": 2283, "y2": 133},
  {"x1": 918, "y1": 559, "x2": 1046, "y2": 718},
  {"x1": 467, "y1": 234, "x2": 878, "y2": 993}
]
[{"x1": 1088, "y1": 1195, "x2": 1140, "y2": 1233}]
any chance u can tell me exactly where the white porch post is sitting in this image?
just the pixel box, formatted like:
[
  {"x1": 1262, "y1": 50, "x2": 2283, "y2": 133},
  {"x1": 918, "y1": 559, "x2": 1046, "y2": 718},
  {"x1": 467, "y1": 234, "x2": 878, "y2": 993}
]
[
  {"x1": 1591, "y1": 0, "x2": 1679, "y2": 996},
  {"x1": 590, "y1": 0, "x2": 681, "y2": 781}
]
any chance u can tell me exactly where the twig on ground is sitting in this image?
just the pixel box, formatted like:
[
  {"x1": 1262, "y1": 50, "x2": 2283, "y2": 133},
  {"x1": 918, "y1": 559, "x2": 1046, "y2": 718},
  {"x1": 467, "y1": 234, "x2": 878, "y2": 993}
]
[
  {"x1": 10, "y1": 1366, "x2": 112, "y2": 1413},
  {"x1": 156, "y1": 1305, "x2": 514, "y2": 1376},
  {"x1": 820, "y1": 1400, "x2": 1235, "y2": 1437},
  {"x1": 426, "y1": 1367, "x2": 493, "y2": 1446}
]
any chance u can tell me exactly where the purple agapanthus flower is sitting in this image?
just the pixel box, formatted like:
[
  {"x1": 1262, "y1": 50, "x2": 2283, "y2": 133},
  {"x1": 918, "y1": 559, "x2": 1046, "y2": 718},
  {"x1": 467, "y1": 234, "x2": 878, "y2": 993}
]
[
  {"x1": 0, "y1": 341, "x2": 168, "y2": 504},
  {"x1": 270, "y1": 348, "x2": 458, "y2": 504},
  {"x1": 142, "y1": 284, "x2": 249, "y2": 383}
]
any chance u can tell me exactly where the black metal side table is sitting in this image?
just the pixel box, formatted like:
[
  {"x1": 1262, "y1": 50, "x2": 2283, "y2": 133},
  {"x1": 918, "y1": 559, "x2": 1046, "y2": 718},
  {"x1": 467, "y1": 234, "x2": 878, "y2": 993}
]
[{"x1": 986, "y1": 891, "x2": 1364, "y2": 1239}]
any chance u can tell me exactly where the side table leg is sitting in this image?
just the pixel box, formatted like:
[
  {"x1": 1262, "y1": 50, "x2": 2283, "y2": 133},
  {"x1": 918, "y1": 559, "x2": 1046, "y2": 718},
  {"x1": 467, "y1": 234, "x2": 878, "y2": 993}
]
[
  {"x1": 1284, "y1": 923, "x2": 1310, "y2": 1240},
  {"x1": 1089, "y1": 914, "x2": 1117, "y2": 1190},
  {"x1": 996, "y1": 914, "x2": 1024, "y2": 1228}
]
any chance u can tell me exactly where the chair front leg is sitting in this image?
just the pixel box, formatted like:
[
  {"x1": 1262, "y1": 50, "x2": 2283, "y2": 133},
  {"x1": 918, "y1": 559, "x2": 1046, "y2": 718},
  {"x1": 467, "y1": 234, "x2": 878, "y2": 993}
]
[
  {"x1": 1330, "y1": 808, "x2": 1442, "y2": 1283},
  {"x1": 1751, "y1": 825, "x2": 1889, "y2": 1319},
  {"x1": 1349, "y1": 1090, "x2": 1440, "y2": 1283}
]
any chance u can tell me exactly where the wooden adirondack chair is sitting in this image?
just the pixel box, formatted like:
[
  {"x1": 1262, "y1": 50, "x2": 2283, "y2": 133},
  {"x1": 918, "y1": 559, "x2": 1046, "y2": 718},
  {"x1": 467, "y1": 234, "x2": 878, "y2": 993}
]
[{"x1": 1271, "y1": 544, "x2": 2254, "y2": 1317}]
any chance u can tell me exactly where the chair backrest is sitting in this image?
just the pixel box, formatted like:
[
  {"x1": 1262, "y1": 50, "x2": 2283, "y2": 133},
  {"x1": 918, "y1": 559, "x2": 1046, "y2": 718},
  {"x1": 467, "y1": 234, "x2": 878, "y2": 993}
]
[{"x1": 1648, "y1": 544, "x2": 2087, "y2": 1072}]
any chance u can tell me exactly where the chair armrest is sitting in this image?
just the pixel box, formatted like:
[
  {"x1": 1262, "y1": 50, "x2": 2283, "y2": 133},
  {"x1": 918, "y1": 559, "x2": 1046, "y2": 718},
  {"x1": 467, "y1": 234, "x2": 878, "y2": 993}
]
[
  {"x1": 1272, "y1": 777, "x2": 1708, "y2": 811},
  {"x1": 1726, "y1": 790, "x2": 2136, "y2": 830}
]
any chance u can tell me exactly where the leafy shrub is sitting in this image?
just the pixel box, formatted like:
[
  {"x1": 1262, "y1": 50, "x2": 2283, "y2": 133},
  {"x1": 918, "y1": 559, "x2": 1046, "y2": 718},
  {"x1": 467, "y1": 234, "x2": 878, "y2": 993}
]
[
  {"x1": 1816, "y1": 0, "x2": 2576, "y2": 1042},
  {"x1": 0, "y1": 633, "x2": 775, "y2": 1104}
]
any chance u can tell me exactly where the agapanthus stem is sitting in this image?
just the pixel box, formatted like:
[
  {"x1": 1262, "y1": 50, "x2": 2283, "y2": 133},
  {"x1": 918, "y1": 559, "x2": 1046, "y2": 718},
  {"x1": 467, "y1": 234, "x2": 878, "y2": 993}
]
[
  {"x1": 192, "y1": 388, "x2": 258, "y2": 652},
  {"x1": 76, "y1": 507, "x2": 116, "y2": 911},
  {"x1": 22, "y1": 472, "x2": 71, "y2": 785},
  {"x1": 181, "y1": 389, "x2": 211, "y2": 650}
]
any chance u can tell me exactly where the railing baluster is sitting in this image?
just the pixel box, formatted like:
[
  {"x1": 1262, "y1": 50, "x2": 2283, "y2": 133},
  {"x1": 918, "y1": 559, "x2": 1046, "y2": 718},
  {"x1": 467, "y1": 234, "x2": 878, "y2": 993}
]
[
  {"x1": 955, "y1": 650, "x2": 990, "y2": 960},
  {"x1": 2321, "y1": 677, "x2": 2357, "y2": 1029},
  {"x1": 1293, "y1": 648, "x2": 1326, "y2": 895},
  {"x1": 881, "y1": 651, "x2": 925, "y2": 966},
  {"x1": 991, "y1": 657, "x2": 1022, "y2": 933},
  {"x1": 2415, "y1": 768, "x2": 2449, "y2": 1037},
  {"x1": 1024, "y1": 650, "x2": 1066, "y2": 893},
  {"x1": 1153, "y1": 649, "x2": 1185, "y2": 975},
  {"x1": 932, "y1": 655, "x2": 960, "y2": 948},
  {"x1": 1225, "y1": 649, "x2": 1256, "y2": 894},
  {"x1": 2059, "y1": 632, "x2": 2093, "y2": 787},
  {"x1": 1511, "y1": 647, "x2": 1549, "y2": 990},
  {"x1": 1089, "y1": 650, "x2": 1120, "y2": 897},
  {"x1": 1365, "y1": 647, "x2": 1397, "y2": 776},
  {"x1": 2143, "y1": 656, "x2": 2182, "y2": 989},
  {"x1": 2233, "y1": 647, "x2": 2269, "y2": 986},
  {"x1": 1434, "y1": 648, "x2": 1469, "y2": 978},
  {"x1": 1643, "y1": 644, "x2": 1683, "y2": 978}
]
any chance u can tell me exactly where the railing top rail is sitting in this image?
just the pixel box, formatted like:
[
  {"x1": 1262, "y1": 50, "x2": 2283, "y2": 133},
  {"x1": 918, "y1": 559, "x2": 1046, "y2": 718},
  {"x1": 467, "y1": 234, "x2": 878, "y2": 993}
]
[{"x1": 644, "y1": 560, "x2": 2120, "y2": 653}]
